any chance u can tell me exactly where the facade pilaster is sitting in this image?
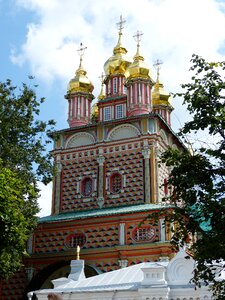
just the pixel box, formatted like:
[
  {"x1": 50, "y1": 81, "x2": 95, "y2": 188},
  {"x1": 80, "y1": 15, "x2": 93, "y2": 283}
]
[
  {"x1": 142, "y1": 147, "x2": 151, "y2": 203},
  {"x1": 97, "y1": 150, "x2": 105, "y2": 208},
  {"x1": 53, "y1": 156, "x2": 62, "y2": 214}
]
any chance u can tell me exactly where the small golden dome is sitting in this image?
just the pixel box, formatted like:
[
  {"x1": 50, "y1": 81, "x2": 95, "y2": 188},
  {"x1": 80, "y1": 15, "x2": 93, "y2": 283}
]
[
  {"x1": 125, "y1": 31, "x2": 152, "y2": 81},
  {"x1": 152, "y1": 80, "x2": 171, "y2": 106},
  {"x1": 152, "y1": 60, "x2": 171, "y2": 106},
  {"x1": 67, "y1": 58, "x2": 94, "y2": 94},
  {"x1": 98, "y1": 73, "x2": 105, "y2": 101},
  {"x1": 91, "y1": 102, "x2": 98, "y2": 120},
  {"x1": 104, "y1": 16, "x2": 132, "y2": 76},
  {"x1": 124, "y1": 53, "x2": 151, "y2": 80}
]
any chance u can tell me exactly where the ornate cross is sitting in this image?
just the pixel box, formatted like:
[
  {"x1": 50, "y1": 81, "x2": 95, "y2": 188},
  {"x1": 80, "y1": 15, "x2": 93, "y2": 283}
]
[
  {"x1": 77, "y1": 42, "x2": 87, "y2": 58},
  {"x1": 153, "y1": 59, "x2": 163, "y2": 81},
  {"x1": 116, "y1": 15, "x2": 126, "y2": 33},
  {"x1": 98, "y1": 72, "x2": 106, "y2": 84},
  {"x1": 133, "y1": 30, "x2": 143, "y2": 45}
]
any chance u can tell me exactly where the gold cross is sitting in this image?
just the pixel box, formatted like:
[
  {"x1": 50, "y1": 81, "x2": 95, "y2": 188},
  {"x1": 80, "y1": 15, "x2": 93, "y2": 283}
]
[
  {"x1": 98, "y1": 72, "x2": 105, "y2": 84},
  {"x1": 133, "y1": 30, "x2": 143, "y2": 44},
  {"x1": 153, "y1": 59, "x2": 163, "y2": 80},
  {"x1": 116, "y1": 15, "x2": 126, "y2": 33},
  {"x1": 77, "y1": 42, "x2": 87, "y2": 58}
]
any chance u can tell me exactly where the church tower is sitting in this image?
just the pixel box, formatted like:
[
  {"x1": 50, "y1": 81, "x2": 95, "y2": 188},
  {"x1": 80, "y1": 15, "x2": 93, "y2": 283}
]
[{"x1": 2, "y1": 17, "x2": 185, "y2": 299}]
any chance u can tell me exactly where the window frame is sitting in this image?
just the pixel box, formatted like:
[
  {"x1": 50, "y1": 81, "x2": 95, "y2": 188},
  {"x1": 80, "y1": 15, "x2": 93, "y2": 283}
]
[
  {"x1": 115, "y1": 104, "x2": 123, "y2": 119},
  {"x1": 104, "y1": 106, "x2": 112, "y2": 121},
  {"x1": 110, "y1": 173, "x2": 122, "y2": 194},
  {"x1": 81, "y1": 177, "x2": 93, "y2": 197},
  {"x1": 113, "y1": 77, "x2": 117, "y2": 94}
]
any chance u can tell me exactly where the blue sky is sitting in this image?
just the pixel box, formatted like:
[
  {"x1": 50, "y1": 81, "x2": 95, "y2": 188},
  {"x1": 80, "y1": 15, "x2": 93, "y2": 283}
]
[{"x1": 1, "y1": 0, "x2": 225, "y2": 216}]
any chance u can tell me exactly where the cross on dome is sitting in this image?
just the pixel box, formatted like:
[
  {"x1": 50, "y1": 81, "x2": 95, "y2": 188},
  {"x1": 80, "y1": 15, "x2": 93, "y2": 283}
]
[
  {"x1": 153, "y1": 59, "x2": 163, "y2": 82},
  {"x1": 77, "y1": 42, "x2": 87, "y2": 69},
  {"x1": 116, "y1": 15, "x2": 126, "y2": 33},
  {"x1": 77, "y1": 42, "x2": 87, "y2": 58},
  {"x1": 98, "y1": 72, "x2": 106, "y2": 84},
  {"x1": 133, "y1": 30, "x2": 144, "y2": 59},
  {"x1": 133, "y1": 30, "x2": 143, "y2": 46}
]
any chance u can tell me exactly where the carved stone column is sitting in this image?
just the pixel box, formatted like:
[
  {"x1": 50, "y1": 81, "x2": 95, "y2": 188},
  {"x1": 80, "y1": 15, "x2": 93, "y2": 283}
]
[
  {"x1": 142, "y1": 147, "x2": 151, "y2": 203},
  {"x1": 97, "y1": 153, "x2": 105, "y2": 208}
]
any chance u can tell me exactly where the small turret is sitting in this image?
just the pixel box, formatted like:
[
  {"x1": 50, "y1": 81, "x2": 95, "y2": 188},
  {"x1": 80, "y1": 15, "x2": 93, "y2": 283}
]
[
  {"x1": 66, "y1": 43, "x2": 95, "y2": 127},
  {"x1": 125, "y1": 31, "x2": 154, "y2": 117},
  {"x1": 152, "y1": 60, "x2": 173, "y2": 125}
]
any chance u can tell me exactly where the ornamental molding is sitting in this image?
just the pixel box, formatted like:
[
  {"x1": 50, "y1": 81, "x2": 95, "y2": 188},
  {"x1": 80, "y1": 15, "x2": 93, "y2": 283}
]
[
  {"x1": 166, "y1": 248, "x2": 195, "y2": 285},
  {"x1": 66, "y1": 132, "x2": 96, "y2": 148},
  {"x1": 107, "y1": 124, "x2": 141, "y2": 141}
]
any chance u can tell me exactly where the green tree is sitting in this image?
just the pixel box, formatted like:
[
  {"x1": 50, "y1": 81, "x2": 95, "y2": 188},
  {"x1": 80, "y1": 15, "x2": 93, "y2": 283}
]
[
  {"x1": 161, "y1": 54, "x2": 225, "y2": 299},
  {"x1": 0, "y1": 79, "x2": 55, "y2": 280},
  {"x1": 0, "y1": 164, "x2": 38, "y2": 280}
]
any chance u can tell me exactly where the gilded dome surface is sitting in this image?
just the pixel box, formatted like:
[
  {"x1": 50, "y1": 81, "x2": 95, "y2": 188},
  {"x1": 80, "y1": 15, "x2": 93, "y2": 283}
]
[
  {"x1": 67, "y1": 58, "x2": 94, "y2": 94},
  {"x1": 152, "y1": 80, "x2": 171, "y2": 106},
  {"x1": 91, "y1": 102, "x2": 99, "y2": 119},
  {"x1": 124, "y1": 53, "x2": 151, "y2": 80},
  {"x1": 104, "y1": 31, "x2": 132, "y2": 76}
]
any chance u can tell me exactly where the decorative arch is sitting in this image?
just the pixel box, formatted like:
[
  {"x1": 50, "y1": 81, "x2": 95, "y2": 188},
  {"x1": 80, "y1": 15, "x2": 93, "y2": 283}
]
[
  {"x1": 107, "y1": 124, "x2": 140, "y2": 141},
  {"x1": 24, "y1": 260, "x2": 100, "y2": 296},
  {"x1": 66, "y1": 132, "x2": 95, "y2": 148}
]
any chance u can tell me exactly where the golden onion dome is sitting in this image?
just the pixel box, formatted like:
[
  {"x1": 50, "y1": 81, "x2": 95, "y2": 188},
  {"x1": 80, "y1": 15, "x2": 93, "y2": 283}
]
[
  {"x1": 91, "y1": 102, "x2": 99, "y2": 120},
  {"x1": 67, "y1": 54, "x2": 94, "y2": 94},
  {"x1": 124, "y1": 31, "x2": 152, "y2": 81},
  {"x1": 152, "y1": 80, "x2": 171, "y2": 106},
  {"x1": 124, "y1": 52, "x2": 151, "y2": 80},
  {"x1": 104, "y1": 17, "x2": 132, "y2": 76},
  {"x1": 98, "y1": 73, "x2": 105, "y2": 101},
  {"x1": 152, "y1": 62, "x2": 171, "y2": 107}
]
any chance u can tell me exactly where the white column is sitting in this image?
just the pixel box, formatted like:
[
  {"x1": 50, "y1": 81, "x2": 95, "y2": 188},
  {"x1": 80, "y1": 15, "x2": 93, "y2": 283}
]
[
  {"x1": 119, "y1": 223, "x2": 126, "y2": 245},
  {"x1": 160, "y1": 218, "x2": 166, "y2": 242}
]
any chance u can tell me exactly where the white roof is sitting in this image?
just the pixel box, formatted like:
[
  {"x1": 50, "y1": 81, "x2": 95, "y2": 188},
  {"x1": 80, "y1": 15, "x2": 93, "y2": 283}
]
[{"x1": 56, "y1": 261, "x2": 168, "y2": 292}]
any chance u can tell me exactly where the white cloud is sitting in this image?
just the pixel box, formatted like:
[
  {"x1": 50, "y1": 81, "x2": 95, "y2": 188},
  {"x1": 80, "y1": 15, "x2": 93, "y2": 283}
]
[{"x1": 12, "y1": 0, "x2": 225, "y2": 89}]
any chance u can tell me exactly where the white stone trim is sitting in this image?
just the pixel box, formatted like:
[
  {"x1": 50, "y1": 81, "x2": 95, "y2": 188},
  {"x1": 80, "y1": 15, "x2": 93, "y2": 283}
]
[
  {"x1": 107, "y1": 124, "x2": 140, "y2": 141},
  {"x1": 65, "y1": 132, "x2": 96, "y2": 148}
]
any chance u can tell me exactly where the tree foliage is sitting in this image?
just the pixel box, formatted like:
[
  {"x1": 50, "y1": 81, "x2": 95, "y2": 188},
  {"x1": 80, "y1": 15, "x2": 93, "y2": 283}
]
[
  {"x1": 161, "y1": 54, "x2": 225, "y2": 299},
  {"x1": 0, "y1": 164, "x2": 39, "y2": 280},
  {"x1": 0, "y1": 79, "x2": 56, "y2": 280}
]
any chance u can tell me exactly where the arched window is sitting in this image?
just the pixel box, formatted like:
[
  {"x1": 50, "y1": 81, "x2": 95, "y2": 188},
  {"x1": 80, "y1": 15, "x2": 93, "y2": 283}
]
[
  {"x1": 110, "y1": 173, "x2": 122, "y2": 193},
  {"x1": 81, "y1": 177, "x2": 93, "y2": 197},
  {"x1": 65, "y1": 233, "x2": 86, "y2": 248}
]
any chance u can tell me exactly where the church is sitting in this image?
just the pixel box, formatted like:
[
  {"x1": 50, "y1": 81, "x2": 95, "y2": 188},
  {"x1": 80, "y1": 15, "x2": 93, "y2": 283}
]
[{"x1": 2, "y1": 17, "x2": 185, "y2": 299}]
